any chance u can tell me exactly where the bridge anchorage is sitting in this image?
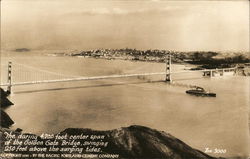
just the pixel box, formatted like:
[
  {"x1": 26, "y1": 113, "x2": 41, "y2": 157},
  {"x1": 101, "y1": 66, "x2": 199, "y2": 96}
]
[{"x1": 1, "y1": 54, "x2": 236, "y2": 94}]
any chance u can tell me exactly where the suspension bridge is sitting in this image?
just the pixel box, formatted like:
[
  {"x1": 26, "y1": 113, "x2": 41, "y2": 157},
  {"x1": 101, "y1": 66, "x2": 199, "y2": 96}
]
[{"x1": 0, "y1": 55, "x2": 236, "y2": 94}]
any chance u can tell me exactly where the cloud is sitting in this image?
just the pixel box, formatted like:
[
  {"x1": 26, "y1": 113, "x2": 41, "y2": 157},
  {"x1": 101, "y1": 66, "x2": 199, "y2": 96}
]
[
  {"x1": 87, "y1": 8, "x2": 128, "y2": 15},
  {"x1": 65, "y1": 6, "x2": 182, "y2": 17},
  {"x1": 72, "y1": 8, "x2": 130, "y2": 15}
]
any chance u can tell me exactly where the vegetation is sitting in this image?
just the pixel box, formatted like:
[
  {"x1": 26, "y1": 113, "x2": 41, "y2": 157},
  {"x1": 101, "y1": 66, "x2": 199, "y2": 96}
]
[{"x1": 183, "y1": 51, "x2": 250, "y2": 69}]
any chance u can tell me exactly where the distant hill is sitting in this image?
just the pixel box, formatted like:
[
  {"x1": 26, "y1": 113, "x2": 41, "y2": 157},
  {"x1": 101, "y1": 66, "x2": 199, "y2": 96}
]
[
  {"x1": 14, "y1": 48, "x2": 30, "y2": 52},
  {"x1": 68, "y1": 49, "x2": 250, "y2": 69}
]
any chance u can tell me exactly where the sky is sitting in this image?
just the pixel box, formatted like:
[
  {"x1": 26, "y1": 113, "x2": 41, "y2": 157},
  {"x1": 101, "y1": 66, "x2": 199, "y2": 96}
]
[{"x1": 1, "y1": 0, "x2": 249, "y2": 51}]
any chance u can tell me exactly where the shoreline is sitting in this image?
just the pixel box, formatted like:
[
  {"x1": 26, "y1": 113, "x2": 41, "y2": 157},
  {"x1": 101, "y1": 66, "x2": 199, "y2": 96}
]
[
  {"x1": 51, "y1": 52, "x2": 249, "y2": 76},
  {"x1": 50, "y1": 49, "x2": 250, "y2": 71}
]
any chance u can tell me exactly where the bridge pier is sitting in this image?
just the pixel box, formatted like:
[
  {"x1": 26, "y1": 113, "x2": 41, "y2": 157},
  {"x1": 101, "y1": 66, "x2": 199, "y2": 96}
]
[{"x1": 165, "y1": 54, "x2": 172, "y2": 82}]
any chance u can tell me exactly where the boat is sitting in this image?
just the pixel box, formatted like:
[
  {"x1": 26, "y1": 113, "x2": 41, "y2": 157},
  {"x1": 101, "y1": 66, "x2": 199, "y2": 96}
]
[{"x1": 186, "y1": 87, "x2": 216, "y2": 97}]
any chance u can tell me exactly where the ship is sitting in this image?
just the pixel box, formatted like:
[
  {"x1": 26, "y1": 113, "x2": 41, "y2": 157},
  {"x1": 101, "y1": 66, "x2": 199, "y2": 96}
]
[{"x1": 186, "y1": 87, "x2": 216, "y2": 97}]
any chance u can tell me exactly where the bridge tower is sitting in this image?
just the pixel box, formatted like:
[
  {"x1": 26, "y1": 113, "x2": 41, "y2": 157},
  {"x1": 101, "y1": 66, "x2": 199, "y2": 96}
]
[
  {"x1": 165, "y1": 54, "x2": 172, "y2": 82},
  {"x1": 7, "y1": 61, "x2": 12, "y2": 94}
]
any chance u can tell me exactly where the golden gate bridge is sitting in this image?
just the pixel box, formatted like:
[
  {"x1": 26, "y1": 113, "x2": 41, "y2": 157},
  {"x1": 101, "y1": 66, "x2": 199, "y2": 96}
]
[{"x1": 0, "y1": 55, "x2": 236, "y2": 94}]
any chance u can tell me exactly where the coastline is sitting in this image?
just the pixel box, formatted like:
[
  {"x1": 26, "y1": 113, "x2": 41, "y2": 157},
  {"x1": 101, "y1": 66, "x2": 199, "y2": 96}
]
[{"x1": 51, "y1": 49, "x2": 250, "y2": 72}]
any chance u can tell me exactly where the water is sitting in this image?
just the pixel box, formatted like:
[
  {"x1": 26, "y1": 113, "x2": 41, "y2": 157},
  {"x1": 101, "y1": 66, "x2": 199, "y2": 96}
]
[{"x1": 1, "y1": 51, "x2": 249, "y2": 158}]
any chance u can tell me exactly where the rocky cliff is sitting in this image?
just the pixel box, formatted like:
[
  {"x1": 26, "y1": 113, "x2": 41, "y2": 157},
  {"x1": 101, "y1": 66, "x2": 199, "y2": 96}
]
[
  {"x1": 0, "y1": 88, "x2": 14, "y2": 128},
  {"x1": 0, "y1": 88, "x2": 13, "y2": 108}
]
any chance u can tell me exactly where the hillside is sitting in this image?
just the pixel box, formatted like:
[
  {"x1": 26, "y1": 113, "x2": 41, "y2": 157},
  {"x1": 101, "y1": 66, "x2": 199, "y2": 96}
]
[
  {"x1": 56, "y1": 49, "x2": 250, "y2": 69},
  {"x1": 0, "y1": 125, "x2": 221, "y2": 159}
]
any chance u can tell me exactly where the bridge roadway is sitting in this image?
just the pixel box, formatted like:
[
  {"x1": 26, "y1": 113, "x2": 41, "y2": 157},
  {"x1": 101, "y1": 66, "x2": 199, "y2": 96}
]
[{"x1": 0, "y1": 67, "x2": 236, "y2": 87}]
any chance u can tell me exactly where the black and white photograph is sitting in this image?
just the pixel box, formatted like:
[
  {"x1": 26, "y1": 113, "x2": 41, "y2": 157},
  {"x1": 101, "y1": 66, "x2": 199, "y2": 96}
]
[{"x1": 0, "y1": 0, "x2": 249, "y2": 159}]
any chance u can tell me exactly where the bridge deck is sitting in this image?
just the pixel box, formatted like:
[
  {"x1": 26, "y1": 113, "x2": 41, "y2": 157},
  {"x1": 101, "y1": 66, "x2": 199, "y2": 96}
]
[{"x1": 0, "y1": 67, "x2": 236, "y2": 87}]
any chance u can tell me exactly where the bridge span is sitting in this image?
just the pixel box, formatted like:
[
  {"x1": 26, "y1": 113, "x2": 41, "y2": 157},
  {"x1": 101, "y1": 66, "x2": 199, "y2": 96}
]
[{"x1": 0, "y1": 55, "x2": 236, "y2": 93}]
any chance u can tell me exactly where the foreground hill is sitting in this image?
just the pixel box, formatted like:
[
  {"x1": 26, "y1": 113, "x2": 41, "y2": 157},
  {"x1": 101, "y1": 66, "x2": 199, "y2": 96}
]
[
  {"x1": 0, "y1": 125, "x2": 221, "y2": 159},
  {"x1": 61, "y1": 125, "x2": 218, "y2": 159}
]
